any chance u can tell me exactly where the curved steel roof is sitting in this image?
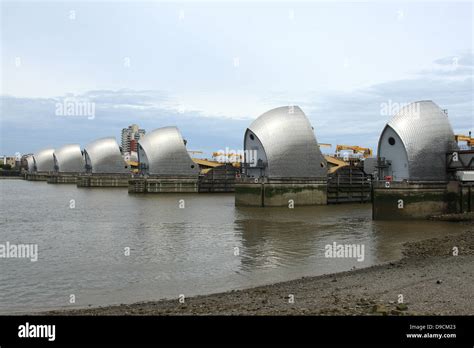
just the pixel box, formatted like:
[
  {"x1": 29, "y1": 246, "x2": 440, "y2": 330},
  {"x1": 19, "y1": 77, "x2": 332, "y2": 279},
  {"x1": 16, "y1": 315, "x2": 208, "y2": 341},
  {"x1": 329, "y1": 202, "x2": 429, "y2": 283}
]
[
  {"x1": 83, "y1": 137, "x2": 128, "y2": 174},
  {"x1": 53, "y1": 144, "x2": 85, "y2": 173},
  {"x1": 34, "y1": 148, "x2": 55, "y2": 172},
  {"x1": 26, "y1": 155, "x2": 36, "y2": 173},
  {"x1": 138, "y1": 126, "x2": 199, "y2": 176},
  {"x1": 378, "y1": 100, "x2": 457, "y2": 181},
  {"x1": 245, "y1": 106, "x2": 327, "y2": 178}
]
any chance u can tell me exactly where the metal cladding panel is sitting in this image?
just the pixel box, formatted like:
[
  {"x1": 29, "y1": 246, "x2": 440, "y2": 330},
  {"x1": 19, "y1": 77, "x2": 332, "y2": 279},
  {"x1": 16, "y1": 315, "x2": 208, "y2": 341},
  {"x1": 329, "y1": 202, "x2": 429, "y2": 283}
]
[
  {"x1": 53, "y1": 144, "x2": 85, "y2": 173},
  {"x1": 26, "y1": 155, "x2": 35, "y2": 173},
  {"x1": 246, "y1": 106, "x2": 327, "y2": 178},
  {"x1": 138, "y1": 126, "x2": 199, "y2": 176},
  {"x1": 84, "y1": 137, "x2": 128, "y2": 174},
  {"x1": 34, "y1": 148, "x2": 55, "y2": 172},
  {"x1": 380, "y1": 100, "x2": 458, "y2": 181}
]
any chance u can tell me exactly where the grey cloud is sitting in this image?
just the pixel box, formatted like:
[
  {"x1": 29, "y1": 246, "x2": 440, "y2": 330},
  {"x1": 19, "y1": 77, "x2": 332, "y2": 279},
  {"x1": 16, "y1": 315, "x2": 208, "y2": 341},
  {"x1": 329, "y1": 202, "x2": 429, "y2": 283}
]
[
  {"x1": 299, "y1": 74, "x2": 472, "y2": 151},
  {"x1": 434, "y1": 53, "x2": 474, "y2": 67},
  {"x1": 0, "y1": 92, "x2": 248, "y2": 156},
  {"x1": 1, "y1": 57, "x2": 472, "y2": 155},
  {"x1": 75, "y1": 89, "x2": 168, "y2": 107}
]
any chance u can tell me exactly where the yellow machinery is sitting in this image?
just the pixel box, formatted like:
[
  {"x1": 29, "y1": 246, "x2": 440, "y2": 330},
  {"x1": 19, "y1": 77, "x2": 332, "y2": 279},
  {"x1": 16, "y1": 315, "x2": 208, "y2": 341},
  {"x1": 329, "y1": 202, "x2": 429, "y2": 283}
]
[
  {"x1": 212, "y1": 151, "x2": 243, "y2": 160},
  {"x1": 317, "y1": 144, "x2": 349, "y2": 173},
  {"x1": 192, "y1": 158, "x2": 223, "y2": 174},
  {"x1": 455, "y1": 134, "x2": 474, "y2": 148},
  {"x1": 335, "y1": 145, "x2": 373, "y2": 159},
  {"x1": 212, "y1": 152, "x2": 242, "y2": 167},
  {"x1": 127, "y1": 160, "x2": 139, "y2": 174},
  {"x1": 318, "y1": 143, "x2": 372, "y2": 172},
  {"x1": 324, "y1": 155, "x2": 348, "y2": 174},
  {"x1": 192, "y1": 155, "x2": 241, "y2": 175}
]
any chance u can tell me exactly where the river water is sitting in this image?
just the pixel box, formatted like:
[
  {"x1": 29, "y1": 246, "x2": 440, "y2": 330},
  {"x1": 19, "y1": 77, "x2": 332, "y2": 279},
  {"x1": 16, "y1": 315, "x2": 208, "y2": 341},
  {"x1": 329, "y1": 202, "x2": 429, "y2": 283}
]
[{"x1": 0, "y1": 180, "x2": 470, "y2": 313}]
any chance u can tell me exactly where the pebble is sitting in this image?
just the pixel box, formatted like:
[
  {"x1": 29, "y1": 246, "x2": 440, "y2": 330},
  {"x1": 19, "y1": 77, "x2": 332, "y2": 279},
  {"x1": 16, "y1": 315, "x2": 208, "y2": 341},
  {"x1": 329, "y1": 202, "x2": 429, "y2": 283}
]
[
  {"x1": 372, "y1": 304, "x2": 388, "y2": 314},
  {"x1": 396, "y1": 303, "x2": 408, "y2": 311}
]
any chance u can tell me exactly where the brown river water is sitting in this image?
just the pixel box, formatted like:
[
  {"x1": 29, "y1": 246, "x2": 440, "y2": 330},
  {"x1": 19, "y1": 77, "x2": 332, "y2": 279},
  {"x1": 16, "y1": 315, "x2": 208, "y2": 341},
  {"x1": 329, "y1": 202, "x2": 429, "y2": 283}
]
[{"x1": 0, "y1": 180, "x2": 470, "y2": 313}]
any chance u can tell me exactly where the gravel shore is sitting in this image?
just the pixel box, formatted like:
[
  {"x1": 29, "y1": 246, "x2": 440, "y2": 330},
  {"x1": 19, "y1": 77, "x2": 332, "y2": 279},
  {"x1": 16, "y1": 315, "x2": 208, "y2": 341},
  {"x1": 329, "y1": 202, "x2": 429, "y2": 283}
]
[{"x1": 45, "y1": 230, "x2": 473, "y2": 316}]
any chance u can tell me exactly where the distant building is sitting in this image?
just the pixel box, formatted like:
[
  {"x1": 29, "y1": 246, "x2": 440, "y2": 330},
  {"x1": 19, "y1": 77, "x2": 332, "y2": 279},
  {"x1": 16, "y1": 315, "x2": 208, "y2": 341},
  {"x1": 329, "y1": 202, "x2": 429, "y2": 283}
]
[
  {"x1": 0, "y1": 156, "x2": 18, "y2": 168},
  {"x1": 121, "y1": 124, "x2": 145, "y2": 153}
]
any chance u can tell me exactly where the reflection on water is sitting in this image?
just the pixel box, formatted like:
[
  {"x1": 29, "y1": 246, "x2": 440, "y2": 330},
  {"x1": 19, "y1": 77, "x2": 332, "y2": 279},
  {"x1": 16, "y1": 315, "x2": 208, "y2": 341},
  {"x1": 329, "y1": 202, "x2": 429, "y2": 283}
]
[{"x1": 0, "y1": 180, "x2": 470, "y2": 313}]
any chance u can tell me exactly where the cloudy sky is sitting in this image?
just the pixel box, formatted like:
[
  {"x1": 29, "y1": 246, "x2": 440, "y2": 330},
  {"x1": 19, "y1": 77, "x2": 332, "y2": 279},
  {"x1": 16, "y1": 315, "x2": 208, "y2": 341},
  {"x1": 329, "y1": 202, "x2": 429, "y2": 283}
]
[{"x1": 1, "y1": 0, "x2": 473, "y2": 156}]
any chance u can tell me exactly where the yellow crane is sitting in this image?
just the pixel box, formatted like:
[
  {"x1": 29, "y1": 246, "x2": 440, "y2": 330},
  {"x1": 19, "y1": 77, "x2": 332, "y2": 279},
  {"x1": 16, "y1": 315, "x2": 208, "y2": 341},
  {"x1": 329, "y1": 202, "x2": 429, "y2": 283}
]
[
  {"x1": 212, "y1": 152, "x2": 243, "y2": 160},
  {"x1": 455, "y1": 134, "x2": 474, "y2": 147},
  {"x1": 212, "y1": 152, "x2": 242, "y2": 168},
  {"x1": 324, "y1": 155, "x2": 348, "y2": 174},
  {"x1": 335, "y1": 145, "x2": 373, "y2": 158}
]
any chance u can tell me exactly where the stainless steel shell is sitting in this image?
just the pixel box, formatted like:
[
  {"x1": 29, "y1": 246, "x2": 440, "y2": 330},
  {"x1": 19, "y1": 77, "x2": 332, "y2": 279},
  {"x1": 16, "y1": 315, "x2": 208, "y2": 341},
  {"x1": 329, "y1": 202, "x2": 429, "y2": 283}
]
[
  {"x1": 53, "y1": 144, "x2": 85, "y2": 173},
  {"x1": 33, "y1": 148, "x2": 55, "y2": 172},
  {"x1": 378, "y1": 100, "x2": 458, "y2": 181},
  {"x1": 138, "y1": 126, "x2": 199, "y2": 176},
  {"x1": 26, "y1": 155, "x2": 36, "y2": 173},
  {"x1": 244, "y1": 106, "x2": 327, "y2": 178},
  {"x1": 83, "y1": 137, "x2": 129, "y2": 174}
]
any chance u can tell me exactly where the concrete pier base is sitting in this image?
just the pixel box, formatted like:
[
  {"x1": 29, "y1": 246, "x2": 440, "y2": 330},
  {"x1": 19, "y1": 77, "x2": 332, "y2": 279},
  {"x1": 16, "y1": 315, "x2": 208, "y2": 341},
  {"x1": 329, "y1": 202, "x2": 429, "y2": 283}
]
[
  {"x1": 198, "y1": 164, "x2": 237, "y2": 193},
  {"x1": 235, "y1": 178, "x2": 327, "y2": 207},
  {"x1": 327, "y1": 166, "x2": 371, "y2": 204},
  {"x1": 47, "y1": 174, "x2": 78, "y2": 184},
  {"x1": 77, "y1": 174, "x2": 130, "y2": 187},
  {"x1": 129, "y1": 177, "x2": 199, "y2": 193},
  {"x1": 372, "y1": 181, "x2": 459, "y2": 220},
  {"x1": 459, "y1": 182, "x2": 474, "y2": 213},
  {"x1": 25, "y1": 173, "x2": 50, "y2": 181}
]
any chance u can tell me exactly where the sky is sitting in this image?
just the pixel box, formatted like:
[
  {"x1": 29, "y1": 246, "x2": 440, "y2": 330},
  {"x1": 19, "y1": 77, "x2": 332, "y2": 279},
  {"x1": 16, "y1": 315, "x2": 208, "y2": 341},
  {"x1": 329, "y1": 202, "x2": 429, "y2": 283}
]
[{"x1": 1, "y1": 0, "x2": 473, "y2": 157}]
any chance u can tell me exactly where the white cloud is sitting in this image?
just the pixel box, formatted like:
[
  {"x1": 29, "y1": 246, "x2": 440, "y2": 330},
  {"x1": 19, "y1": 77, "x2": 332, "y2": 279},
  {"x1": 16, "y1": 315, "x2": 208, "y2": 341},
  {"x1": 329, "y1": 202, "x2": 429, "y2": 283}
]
[{"x1": 1, "y1": 55, "x2": 472, "y2": 155}]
